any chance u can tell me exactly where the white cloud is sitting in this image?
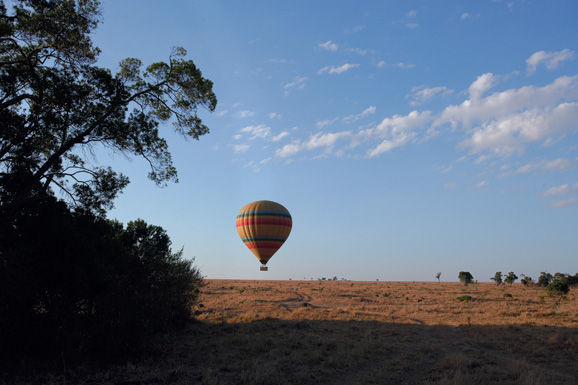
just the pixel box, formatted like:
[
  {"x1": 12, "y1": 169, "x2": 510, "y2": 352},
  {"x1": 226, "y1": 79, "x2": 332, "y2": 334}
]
[
  {"x1": 409, "y1": 86, "x2": 453, "y2": 106},
  {"x1": 552, "y1": 197, "x2": 578, "y2": 209},
  {"x1": 406, "y1": 23, "x2": 419, "y2": 29},
  {"x1": 275, "y1": 142, "x2": 302, "y2": 158},
  {"x1": 268, "y1": 112, "x2": 282, "y2": 119},
  {"x1": 343, "y1": 106, "x2": 376, "y2": 123},
  {"x1": 240, "y1": 124, "x2": 271, "y2": 140},
  {"x1": 367, "y1": 110, "x2": 432, "y2": 157},
  {"x1": 268, "y1": 58, "x2": 287, "y2": 64},
  {"x1": 318, "y1": 63, "x2": 359, "y2": 75},
  {"x1": 461, "y1": 12, "x2": 470, "y2": 20},
  {"x1": 260, "y1": 157, "x2": 271, "y2": 165},
  {"x1": 407, "y1": 9, "x2": 417, "y2": 17},
  {"x1": 475, "y1": 180, "x2": 488, "y2": 188},
  {"x1": 283, "y1": 76, "x2": 308, "y2": 92},
  {"x1": 347, "y1": 47, "x2": 369, "y2": 55},
  {"x1": 233, "y1": 144, "x2": 249, "y2": 153},
  {"x1": 469, "y1": 73, "x2": 497, "y2": 101},
  {"x1": 377, "y1": 61, "x2": 386, "y2": 68},
  {"x1": 238, "y1": 110, "x2": 254, "y2": 118},
  {"x1": 543, "y1": 183, "x2": 578, "y2": 196},
  {"x1": 316, "y1": 118, "x2": 338, "y2": 128},
  {"x1": 217, "y1": 109, "x2": 228, "y2": 117},
  {"x1": 397, "y1": 62, "x2": 415, "y2": 69},
  {"x1": 275, "y1": 131, "x2": 350, "y2": 158},
  {"x1": 462, "y1": 102, "x2": 578, "y2": 156},
  {"x1": 319, "y1": 40, "x2": 338, "y2": 52},
  {"x1": 526, "y1": 49, "x2": 574, "y2": 75},
  {"x1": 518, "y1": 158, "x2": 572, "y2": 174},
  {"x1": 271, "y1": 131, "x2": 289, "y2": 142},
  {"x1": 233, "y1": 134, "x2": 242, "y2": 140}
]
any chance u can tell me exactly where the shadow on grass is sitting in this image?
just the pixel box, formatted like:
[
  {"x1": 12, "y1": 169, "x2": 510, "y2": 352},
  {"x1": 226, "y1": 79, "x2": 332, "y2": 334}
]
[{"x1": 2, "y1": 319, "x2": 577, "y2": 385}]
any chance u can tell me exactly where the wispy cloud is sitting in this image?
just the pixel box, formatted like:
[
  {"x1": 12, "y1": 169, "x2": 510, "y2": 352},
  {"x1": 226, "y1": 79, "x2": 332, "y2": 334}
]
[
  {"x1": 318, "y1": 40, "x2": 338, "y2": 52},
  {"x1": 240, "y1": 124, "x2": 271, "y2": 140},
  {"x1": 316, "y1": 118, "x2": 338, "y2": 128},
  {"x1": 409, "y1": 86, "x2": 453, "y2": 106},
  {"x1": 475, "y1": 180, "x2": 489, "y2": 188},
  {"x1": 271, "y1": 131, "x2": 289, "y2": 142},
  {"x1": 283, "y1": 76, "x2": 308, "y2": 93},
  {"x1": 233, "y1": 144, "x2": 249, "y2": 153},
  {"x1": 238, "y1": 110, "x2": 254, "y2": 118},
  {"x1": 345, "y1": 25, "x2": 365, "y2": 33},
  {"x1": 268, "y1": 112, "x2": 282, "y2": 119},
  {"x1": 397, "y1": 62, "x2": 415, "y2": 69},
  {"x1": 268, "y1": 58, "x2": 287, "y2": 64},
  {"x1": 552, "y1": 198, "x2": 578, "y2": 209},
  {"x1": 318, "y1": 63, "x2": 359, "y2": 75},
  {"x1": 275, "y1": 132, "x2": 351, "y2": 158},
  {"x1": 517, "y1": 158, "x2": 572, "y2": 174},
  {"x1": 543, "y1": 183, "x2": 578, "y2": 196},
  {"x1": 377, "y1": 61, "x2": 386, "y2": 68},
  {"x1": 526, "y1": 49, "x2": 574, "y2": 75},
  {"x1": 343, "y1": 106, "x2": 376, "y2": 123},
  {"x1": 461, "y1": 12, "x2": 470, "y2": 20}
]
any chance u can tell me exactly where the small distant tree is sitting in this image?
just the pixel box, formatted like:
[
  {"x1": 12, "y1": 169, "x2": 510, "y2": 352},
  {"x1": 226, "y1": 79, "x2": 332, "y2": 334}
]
[
  {"x1": 538, "y1": 272, "x2": 553, "y2": 287},
  {"x1": 546, "y1": 280, "x2": 569, "y2": 296},
  {"x1": 333, "y1": 276, "x2": 338, "y2": 281},
  {"x1": 435, "y1": 272, "x2": 441, "y2": 282},
  {"x1": 458, "y1": 271, "x2": 473, "y2": 286},
  {"x1": 504, "y1": 272, "x2": 518, "y2": 285},
  {"x1": 520, "y1": 274, "x2": 533, "y2": 286},
  {"x1": 491, "y1": 272, "x2": 503, "y2": 285}
]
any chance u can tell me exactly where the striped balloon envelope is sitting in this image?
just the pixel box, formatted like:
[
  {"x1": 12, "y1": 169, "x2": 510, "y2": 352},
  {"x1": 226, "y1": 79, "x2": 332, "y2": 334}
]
[{"x1": 236, "y1": 200, "x2": 292, "y2": 271}]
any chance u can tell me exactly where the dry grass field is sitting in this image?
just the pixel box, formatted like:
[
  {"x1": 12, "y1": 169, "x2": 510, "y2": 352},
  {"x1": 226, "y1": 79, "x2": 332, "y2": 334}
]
[{"x1": 5, "y1": 280, "x2": 578, "y2": 384}]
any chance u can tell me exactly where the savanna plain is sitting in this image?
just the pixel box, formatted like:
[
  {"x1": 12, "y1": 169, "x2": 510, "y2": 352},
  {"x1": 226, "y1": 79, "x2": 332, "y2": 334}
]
[{"x1": 10, "y1": 280, "x2": 578, "y2": 385}]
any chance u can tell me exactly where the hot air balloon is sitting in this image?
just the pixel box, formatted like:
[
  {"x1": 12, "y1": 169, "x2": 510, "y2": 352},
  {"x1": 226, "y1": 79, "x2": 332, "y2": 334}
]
[{"x1": 236, "y1": 200, "x2": 292, "y2": 271}]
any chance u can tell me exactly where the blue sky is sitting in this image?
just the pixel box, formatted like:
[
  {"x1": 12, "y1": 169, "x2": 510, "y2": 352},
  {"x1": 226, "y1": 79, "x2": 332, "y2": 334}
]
[{"x1": 92, "y1": 1, "x2": 577, "y2": 281}]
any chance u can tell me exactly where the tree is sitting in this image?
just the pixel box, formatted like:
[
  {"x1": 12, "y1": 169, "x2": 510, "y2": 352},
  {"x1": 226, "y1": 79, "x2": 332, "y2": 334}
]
[
  {"x1": 520, "y1": 274, "x2": 533, "y2": 286},
  {"x1": 546, "y1": 280, "x2": 569, "y2": 296},
  {"x1": 0, "y1": 0, "x2": 217, "y2": 217},
  {"x1": 458, "y1": 271, "x2": 473, "y2": 286},
  {"x1": 504, "y1": 272, "x2": 518, "y2": 285},
  {"x1": 538, "y1": 272, "x2": 553, "y2": 287},
  {"x1": 435, "y1": 272, "x2": 441, "y2": 282},
  {"x1": 491, "y1": 271, "x2": 503, "y2": 285}
]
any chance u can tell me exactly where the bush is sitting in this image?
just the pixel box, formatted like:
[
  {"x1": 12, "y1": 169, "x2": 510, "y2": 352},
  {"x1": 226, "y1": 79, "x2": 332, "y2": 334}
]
[
  {"x1": 458, "y1": 271, "x2": 474, "y2": 286},
  {"x1": 0, "y1": 195, "x2": 202, "y2": 364},
  {"x1": 491, "y1": 272, "x2": 503, "y2": 285},
  {"x1": 456, "y1": 295, "x2": 472, "y2": 302},
  {"x1": 520, "y1": 274, "x2": 533, "y2": 286},
  {"x1": 504, "y1": 272, "x2": 518, "y2": 285},
  {"x1": 546, "y1": 280, "x2": 570, "y2": 296},
  {"x1": 538, "y1": 272, "x2": 553, "y2": 287}
]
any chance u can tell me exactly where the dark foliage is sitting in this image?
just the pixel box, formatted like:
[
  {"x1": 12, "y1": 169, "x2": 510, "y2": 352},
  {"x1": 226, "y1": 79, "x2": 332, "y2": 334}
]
[
  {"x1": 1, "y1": 0, "x2": 216, "y2": 217},
  {"x1": 0, "y1": 193, "x2": 202, "y2": 365},
  {"x1": 546, "y1": 280, "x2": 570, "y2": 296},
  {"x1": 491, "y1": 271, "x2": 502, "y2": 285},
  {"x1": 504, "y1": 272, "x2": 518, "y2": 285},
  {"x1": 458, "y1": 271, "x2": 473, "y2": 286},
  {"x1": 538, "y1": 272, "x2": 553, "y2": 287},
  {"x1": 520, "y1": 274, "x2": 533, "y2": 286}
]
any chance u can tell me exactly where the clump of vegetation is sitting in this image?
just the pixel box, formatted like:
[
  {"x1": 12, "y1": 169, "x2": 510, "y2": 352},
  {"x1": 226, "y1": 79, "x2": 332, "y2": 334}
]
[
  {"x1": 458, "y1": 271, "x2": 474, "y2": 286},
  {"x1": 504, "y1": 272, "x2": 518, "y2": 285},
  {"x1": 546, "y1": 280, "x2": 570, "y2": 296},
  {"x1": 456, "y1": 295, "x2": 473, "y2": 302},
  {"x1": 538, "y1": 272, "x2": 553, "y2": 287},
  {"x1": 435, "y1": 272, "x2": 441, "y2": 282},
  {"x1": 520, "y1": 274, "x2": 533, "y2": 286},
  {"x1": 491, "y1": 272, "x2": 503, "y2": 285},
  {"x1": 503, "y1": 293, "x2": 513, "y2": 298}
]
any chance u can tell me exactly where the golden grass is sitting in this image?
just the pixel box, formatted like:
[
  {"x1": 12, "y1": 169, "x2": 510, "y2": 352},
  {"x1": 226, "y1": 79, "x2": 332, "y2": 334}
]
[{"x1": 5, "y1": 280, "x2": 577, "y2": 384}]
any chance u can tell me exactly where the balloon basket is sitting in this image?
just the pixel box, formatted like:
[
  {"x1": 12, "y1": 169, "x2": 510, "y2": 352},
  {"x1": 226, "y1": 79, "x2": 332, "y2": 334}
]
[{"x1": 260, "y1": 265, "x2": 268, "y2": 271}]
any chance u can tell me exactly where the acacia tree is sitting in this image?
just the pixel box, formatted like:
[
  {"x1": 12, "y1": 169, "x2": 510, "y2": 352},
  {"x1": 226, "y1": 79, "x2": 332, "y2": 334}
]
[
  {"x1": 0, "y1": 0, "x2": 217, "y2": 217},
  {"x1": 491, "y1": 271, "x2": 503, "y2": 285},
  {"x1": 458, "y1": 271, "x2": 473, "y2": 286},
  {"x1": 504, "y1": 272, "x2": 518, "y2": 285}
]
